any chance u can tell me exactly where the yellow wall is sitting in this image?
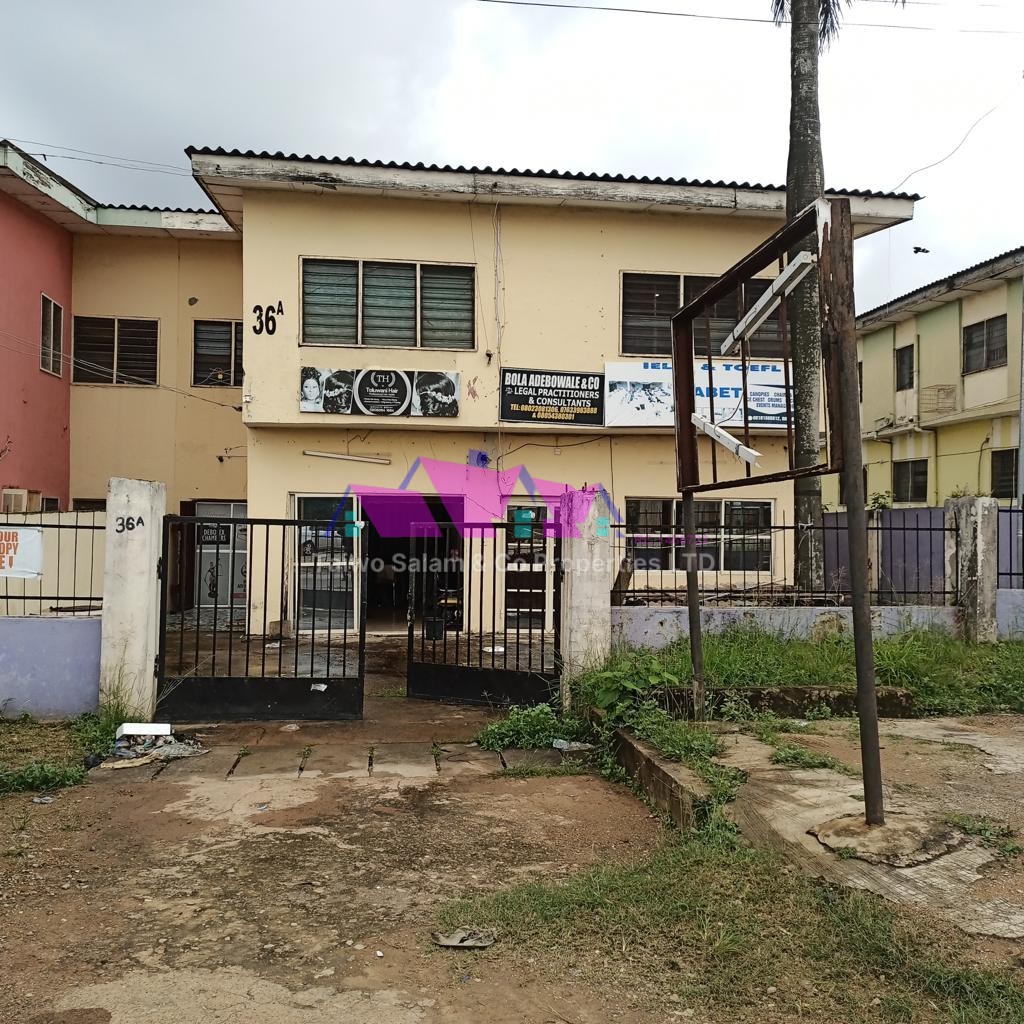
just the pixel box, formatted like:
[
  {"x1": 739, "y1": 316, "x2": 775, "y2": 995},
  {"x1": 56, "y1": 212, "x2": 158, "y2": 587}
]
[
  {"x1": 832, "y1": 276, "x2": 1023, "y2": 508},
  {"x1": 70, "y1": 236, "x2": 247, "y2": 511},
  {"x1": 239, "y1": 189, "x2": 783, "y2": 431}
]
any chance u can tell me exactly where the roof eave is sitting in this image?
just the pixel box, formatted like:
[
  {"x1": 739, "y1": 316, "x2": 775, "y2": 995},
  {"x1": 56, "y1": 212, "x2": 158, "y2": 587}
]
[
  {"x1": 189, "y1": 152, "x2": 916, "y2": 234},
  {"x1": 857, "y1": 249, "x2": 1024, "y2": 332}
]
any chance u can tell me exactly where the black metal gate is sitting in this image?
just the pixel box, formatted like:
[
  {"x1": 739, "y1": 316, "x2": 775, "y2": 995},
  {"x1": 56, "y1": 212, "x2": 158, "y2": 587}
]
[
  {"x1": 406, "y1": 519, "x2": 562, "y2": 705},
  {"x1": 157, "y1": 515, "x2": 367, "y2": 720}
]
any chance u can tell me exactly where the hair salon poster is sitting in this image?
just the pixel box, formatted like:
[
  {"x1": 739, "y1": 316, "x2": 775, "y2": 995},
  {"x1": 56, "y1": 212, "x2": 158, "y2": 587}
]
[
  {"x1": 299, "y1": 368, "x2": 460, "y2": 418},
  {"x1": 604, "y1": 360, "x2": 789, "y2": 428}
]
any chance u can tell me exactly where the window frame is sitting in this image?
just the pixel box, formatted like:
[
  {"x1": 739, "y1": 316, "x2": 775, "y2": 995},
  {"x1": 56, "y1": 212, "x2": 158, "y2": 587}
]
[
  {"x1": 40, "y1": 294, "x2": 63, "y2": 377},
  {"x1": 892, "y1": 458, "x2": 928, "y2": 504},
  {"x1": 991, "y1": 448, "x2": 1018, "y2": 501},
  {"x1": 192, "y1": 318, "x2": 244, "y2": 388},
  {"x1": 299, "y1": 256, "x2": 476, "y2": 351},
  {"x1": 624, "y1": 496, "x2": 774, "y2": 573},
  {"x1": 894, "y1": 344, "x2": 914, "y2": 392},
  {"x1": 72, "y1": 315, "x2": 159, "y2": 386},
  {"x1": 962, "y1": 315, "x2": 1008, "y2": 375},
  {"x1": 619, "y1": 271, "x2": 781, "y2": 358}
]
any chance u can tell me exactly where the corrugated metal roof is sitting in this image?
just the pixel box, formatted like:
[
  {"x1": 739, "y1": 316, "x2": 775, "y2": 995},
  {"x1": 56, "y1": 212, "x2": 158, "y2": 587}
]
[
  {"x1": 186, "y1": 146, "x2": 920, "y2": 201},
  {"x1": 857, "y1": 245, "x2": 1024, "y2": 323},
  {"x1": 105, "y1": 203, "x2": 216, "y2": 214}
]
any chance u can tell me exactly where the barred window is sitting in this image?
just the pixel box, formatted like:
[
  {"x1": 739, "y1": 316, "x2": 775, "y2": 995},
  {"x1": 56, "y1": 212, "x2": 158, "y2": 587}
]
[{"x1": 193, "y1": 320, "x2": 243, "y2": 387}]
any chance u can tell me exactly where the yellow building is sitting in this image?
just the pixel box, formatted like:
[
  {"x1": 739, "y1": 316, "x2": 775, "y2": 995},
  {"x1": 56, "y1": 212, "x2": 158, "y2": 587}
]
[{"x1": 836, "y1": 248, "x2": 1024, "y2": 509}]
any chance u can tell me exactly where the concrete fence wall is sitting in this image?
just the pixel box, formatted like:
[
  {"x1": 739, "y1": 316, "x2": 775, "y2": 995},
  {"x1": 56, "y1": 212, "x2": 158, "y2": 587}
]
[{"x1": 0, "y1": 480, "x2": 164, "y2": 720}]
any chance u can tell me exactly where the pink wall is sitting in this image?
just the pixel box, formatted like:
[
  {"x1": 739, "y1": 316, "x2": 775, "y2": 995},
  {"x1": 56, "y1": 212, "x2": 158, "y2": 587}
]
[{"x1": 0, "y1": 191, "x2": 72, "y2": 507}]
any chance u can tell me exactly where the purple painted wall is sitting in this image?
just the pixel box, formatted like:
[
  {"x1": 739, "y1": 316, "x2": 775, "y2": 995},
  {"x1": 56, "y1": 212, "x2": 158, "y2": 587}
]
[{"x1": 0, "y1": 617, "x2": 100, "y2": 718}]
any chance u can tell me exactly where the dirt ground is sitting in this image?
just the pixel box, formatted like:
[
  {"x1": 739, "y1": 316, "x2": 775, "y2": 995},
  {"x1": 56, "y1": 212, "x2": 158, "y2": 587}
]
[{"x1": 0, "y1": 694, "x2": 664, "y2": 1024}]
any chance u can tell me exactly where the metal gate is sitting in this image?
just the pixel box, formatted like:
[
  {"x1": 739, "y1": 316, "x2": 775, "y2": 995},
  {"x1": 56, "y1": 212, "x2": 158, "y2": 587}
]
[
  {"x1": 157, "y1": 515, "x2": 367, "y2": 720},
  {"x1": 406, "y1": 519, "x2": 562, "y2": 705}
]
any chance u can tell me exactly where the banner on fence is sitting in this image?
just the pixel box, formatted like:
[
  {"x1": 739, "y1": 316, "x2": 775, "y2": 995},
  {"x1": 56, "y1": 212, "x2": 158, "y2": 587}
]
[{"x1": 0, "y1": 526, "x2": 44, "y2": 579}]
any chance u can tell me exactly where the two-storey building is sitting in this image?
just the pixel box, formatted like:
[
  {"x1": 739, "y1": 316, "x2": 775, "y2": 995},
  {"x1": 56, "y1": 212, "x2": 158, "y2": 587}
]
[{"x1": 836, "y1": 248, "x2": 1024, "y2": 508}]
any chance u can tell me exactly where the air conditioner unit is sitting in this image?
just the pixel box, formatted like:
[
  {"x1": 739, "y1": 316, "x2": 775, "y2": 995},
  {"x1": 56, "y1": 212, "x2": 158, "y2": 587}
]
[{"x1": 1, "y1": 488, "x2": 28, "y2": 513}]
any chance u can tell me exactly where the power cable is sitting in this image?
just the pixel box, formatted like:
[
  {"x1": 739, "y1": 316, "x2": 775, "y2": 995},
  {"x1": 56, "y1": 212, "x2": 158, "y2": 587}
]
[{"x1": 473, "y1": 0, "x2": 1022, "y2": 34}]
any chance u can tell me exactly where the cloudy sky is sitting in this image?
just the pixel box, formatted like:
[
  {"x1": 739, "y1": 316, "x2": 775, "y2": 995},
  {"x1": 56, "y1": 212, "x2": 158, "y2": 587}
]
[{"x1": 4, "y1": 0, "x2": 1021, "y2": 309}]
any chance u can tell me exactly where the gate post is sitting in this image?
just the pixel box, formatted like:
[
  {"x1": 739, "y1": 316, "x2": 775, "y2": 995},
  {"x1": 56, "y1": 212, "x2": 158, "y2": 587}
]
[
  {"x1": 944, "y1": 496, "x2": 999, "y2": 643},
  {"x1": 99, "y1": 478, "x2": 167, "y2": 720},
  {"x1": 558, "y1": 491, "x2": 614, "y2": 709}
]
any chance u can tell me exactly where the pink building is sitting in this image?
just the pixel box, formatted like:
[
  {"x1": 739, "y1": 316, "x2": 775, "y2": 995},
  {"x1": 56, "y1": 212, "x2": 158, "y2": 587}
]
[{"x1": 0, "y1": 155, "x2": 73, "y2": 510}]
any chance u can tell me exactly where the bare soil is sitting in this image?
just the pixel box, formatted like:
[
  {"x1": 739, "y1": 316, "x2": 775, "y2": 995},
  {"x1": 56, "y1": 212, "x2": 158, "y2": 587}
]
[{"x1": 0, "y1": 704, "x2": 664, "y2": 1024}]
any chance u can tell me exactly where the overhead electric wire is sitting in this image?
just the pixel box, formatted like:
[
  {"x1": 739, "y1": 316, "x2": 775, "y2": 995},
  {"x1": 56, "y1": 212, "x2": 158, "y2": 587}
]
[
  {"x1": 0, "y1": 327, "x2": 242, "y2": 412},
  {"x1": 474, "y1": 0, "x2": 1022, "y2": 34},
  {"x1": 2, "y1": 136, "x2": 187, "y2": 172}
]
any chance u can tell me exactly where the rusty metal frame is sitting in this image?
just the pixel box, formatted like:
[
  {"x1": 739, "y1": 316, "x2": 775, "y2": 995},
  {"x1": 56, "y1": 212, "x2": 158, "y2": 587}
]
[{"x1": 671, "y1": 198, "x2": 845, "y2": 495}]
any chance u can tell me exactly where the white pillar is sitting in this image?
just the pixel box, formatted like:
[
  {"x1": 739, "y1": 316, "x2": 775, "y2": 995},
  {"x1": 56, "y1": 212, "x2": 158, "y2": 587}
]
[
  {"x1": 558, "y1": 491, "x2": 614, "y2": 707},
  {"x1": 99, "y1": 478, "x2": 166, "y2": 719}
]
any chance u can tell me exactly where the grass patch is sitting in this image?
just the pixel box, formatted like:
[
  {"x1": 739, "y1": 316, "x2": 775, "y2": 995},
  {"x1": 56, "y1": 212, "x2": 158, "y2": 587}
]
[
  {"x1": 578, "y1": 627, "x2": 1024, "y2": 717},
  {"x1": 948, "y1": 814, "x2": 1023, "y2": 858},
  {"x1": 437, "y1": 829, "x2": 1024, "y2": 1021},
  {"x1": 0, "y1": 761, "x2": 86, "y2": 794},
  {"x1": 498, "y1": 757, "x2": 594, "y2": 779},
  {"x1": 475, "y1": 704, "x2": 591, "y2": 751}
]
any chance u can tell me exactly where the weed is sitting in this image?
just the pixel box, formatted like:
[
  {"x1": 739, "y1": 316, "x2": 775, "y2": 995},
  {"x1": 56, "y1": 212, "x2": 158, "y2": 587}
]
[
  {"x1": 499, "y1": 757, "x2": 594, "y2": 779},
  {"x1": 475, "y1": 704, "x2": 590, "y2": 751},
  {"x1": 0, "y1": 761, "x2": 86, "y2": 794},
  {"x1": 835, "y1": 846, "x2": 859, "y2": 860},
  {"x1": 437, "y1": 830, "x2": 1024, "y2": 1022},
  {"x1": 948, "y1": 815, "x2": 1023, "y2": 858}
]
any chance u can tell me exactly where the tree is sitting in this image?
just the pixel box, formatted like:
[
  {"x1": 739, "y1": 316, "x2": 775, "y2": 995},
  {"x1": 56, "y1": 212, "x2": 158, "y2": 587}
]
[{"x1": 771, "y1": 0, "x2": 902, "y2": 595}]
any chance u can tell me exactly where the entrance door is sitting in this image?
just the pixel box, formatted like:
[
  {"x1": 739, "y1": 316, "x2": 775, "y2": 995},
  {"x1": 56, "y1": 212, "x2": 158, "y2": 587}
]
[{"x1": 296, "y1": 496, "x2": 361, "y2": 632}]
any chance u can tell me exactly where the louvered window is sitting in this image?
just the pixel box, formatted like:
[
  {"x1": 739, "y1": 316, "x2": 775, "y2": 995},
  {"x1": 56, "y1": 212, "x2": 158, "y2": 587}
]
[
  {"x1": 193, "y1": 320, "x2": 243, "y2": 386},
  {"x1": 962, "y1": 315, "x2": 1007, "y2": 374},
  {"x1": 301, "y1": 258, "x2": 474, "y2": 349},
  {"x1": 621, "y1": 273, "x2": 680, "y2": 355},
  {"x1": 72, "y1": 316, "x2": 157, "y2": 385},
  {"x1": 40, "y1": 295, "x2": 63, "y2": 376},
  {"x1": 991, "y1": 449, "x2": 1018, "y2": 500}
]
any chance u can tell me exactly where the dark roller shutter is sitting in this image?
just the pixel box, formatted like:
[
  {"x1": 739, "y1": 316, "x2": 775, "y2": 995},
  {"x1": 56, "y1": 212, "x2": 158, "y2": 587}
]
[
  {"x1": 115, "y1": 319, "x2": 158, "y2": 384},
  {"x1": 621, "y1": 273, "x2": 679, "y2": 355},
  {"x1": 73, "y1": 316, "x2": 115, "y2": 383},
  {"x1": 362, "y1": 262, "x2": 416, "y2": 347},
  {"x1": 420, "y1": 264, "x2": 474, "y2": 349},
  {"x1": 303, "y1": 259, "x2": 357, "y2": 344}
]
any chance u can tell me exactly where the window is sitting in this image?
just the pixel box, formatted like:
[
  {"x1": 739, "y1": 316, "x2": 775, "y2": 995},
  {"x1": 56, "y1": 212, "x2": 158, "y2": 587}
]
[
  {"x1": 892, "y1": 459, "x2": 928, "y2": 503},
  {"x1": 621, "y1": 274, "x2": 680, "y2": 355},
  {"x1": 40, "y1": 295, "x2": 63, "y2": 376},
  {"x1": 193, "y1": 320, "x2": 243, "y2": 386},
  {"x1": 301, "y1": 258, "x2": 475, "y2": 349},
  {"x1": 992, "y1": 449, "x2": 1018, "y2": 500},
  {"x1": 620, "y1": 273, "x2": 781, "y2": 357},
  {"x1": 895, "y1": 345, "x2": 914, "y2": 391},
  {"x1": 624, "y1": 498, "x2": 772, "y2": 572},
  {"x1": 42, "y1": 497, "x2": 60, "y2": 512},
  {"x1": 72, "y1": 498, "x2": 107, "y2": 512},
  {"x1": 858, "y1": 360, "x2": 863, "y2": 402},
  {"x1": 962, "y1": 315, "x2": 1007, "y2": 374},
  {"x1": 72, "y1": 317, "x2": 158, "y2": 384}
]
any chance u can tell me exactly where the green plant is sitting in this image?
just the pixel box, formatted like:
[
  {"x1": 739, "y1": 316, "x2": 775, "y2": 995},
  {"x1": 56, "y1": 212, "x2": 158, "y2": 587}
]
[
  {"x1": 948, "y1": 815, "x2": 1023, "y2": 858},
  {"x1": 475, "y1": 704, "x2": 590, "y2": 751},
  {"x1": 0, "y1": 761, "x2": 86, "y2": 795}
]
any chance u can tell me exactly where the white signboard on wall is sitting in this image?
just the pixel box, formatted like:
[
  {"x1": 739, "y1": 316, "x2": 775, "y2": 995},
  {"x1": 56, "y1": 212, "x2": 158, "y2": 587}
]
[
  {"x1": 604, "y1": 359, "x2": 790, "y2": 428},
  {"x1": 0, "y1": 526, "x2": 44, "y2": 579}
]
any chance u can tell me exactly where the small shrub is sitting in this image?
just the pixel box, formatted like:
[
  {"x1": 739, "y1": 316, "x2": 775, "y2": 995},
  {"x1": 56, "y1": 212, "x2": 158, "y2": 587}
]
[
  {"x1": 476, "y1": 704, "x2": 590, "y2": 751},
  {"x1": 948, "y1": 815, "x2": 1023, "y2": 858}
]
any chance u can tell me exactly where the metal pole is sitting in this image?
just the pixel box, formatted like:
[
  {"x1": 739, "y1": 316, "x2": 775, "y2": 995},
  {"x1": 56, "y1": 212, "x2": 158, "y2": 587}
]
[
  {"x1": 681, "y1": 491, "x2": 705, "y2": 720},
  {"x1": 828, "y1": 200, "x2": 885, "y2": 826}
]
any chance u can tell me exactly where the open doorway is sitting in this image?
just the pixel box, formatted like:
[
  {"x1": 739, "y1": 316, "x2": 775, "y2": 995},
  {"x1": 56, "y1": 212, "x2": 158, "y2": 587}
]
[{"x1": 363, "y1": 494, "x2": 463, "y2": 634}]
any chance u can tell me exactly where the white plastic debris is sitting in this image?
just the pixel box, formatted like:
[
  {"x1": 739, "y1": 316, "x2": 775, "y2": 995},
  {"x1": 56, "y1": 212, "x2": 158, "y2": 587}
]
[
  {"x1": 115, "y1": 722, "x2": 172, "y2": 740},
  {"x1": 552, "y1": 739, "x2": 595, "y2": 752}
]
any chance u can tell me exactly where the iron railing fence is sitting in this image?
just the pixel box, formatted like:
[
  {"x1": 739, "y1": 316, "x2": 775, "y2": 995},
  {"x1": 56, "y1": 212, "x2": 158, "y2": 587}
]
[
  {"x1": 611, "y1": 510, "x2": 955, "y2": 607},
  {"x1": 0, "y1": 511, "x2": 105, "y2": 616},
  {"x1": 998, "y1": 508, "x2": 1024, "y2": 589}
]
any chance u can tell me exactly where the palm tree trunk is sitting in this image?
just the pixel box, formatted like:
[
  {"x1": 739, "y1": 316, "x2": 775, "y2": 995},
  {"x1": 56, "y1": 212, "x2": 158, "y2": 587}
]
[{"x1": 787, "y1": 0, "x2": 826, "y2": 595}]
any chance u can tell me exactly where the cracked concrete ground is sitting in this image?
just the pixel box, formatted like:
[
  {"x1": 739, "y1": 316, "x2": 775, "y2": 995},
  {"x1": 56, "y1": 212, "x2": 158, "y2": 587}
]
[{"x1": 719, "y1": 714, "x2": 1024, "y2": 942}]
